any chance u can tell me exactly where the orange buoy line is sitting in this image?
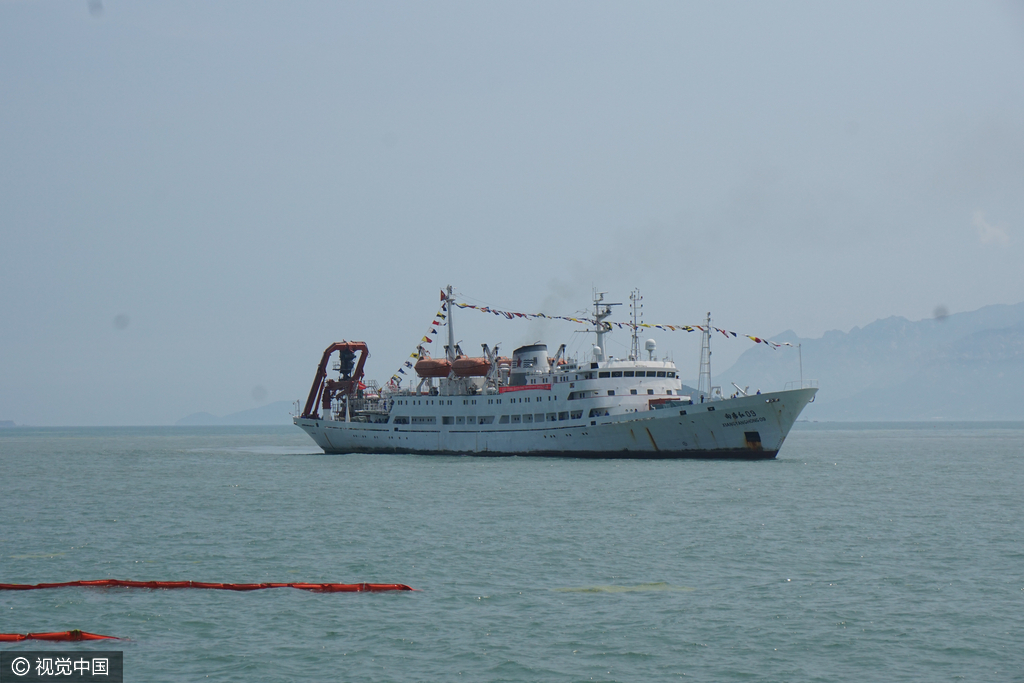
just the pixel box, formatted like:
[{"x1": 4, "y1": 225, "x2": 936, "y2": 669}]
[
  {"x1": 0, "y1": 580, "x2": 414, "y2": 592},
  {"x1": 0, "y1": 630, "x2": 119, "y2": 642}
]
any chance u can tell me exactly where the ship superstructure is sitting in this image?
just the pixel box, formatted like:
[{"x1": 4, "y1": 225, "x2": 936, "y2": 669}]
[{"x1": 293, "y1": 287, "x2": 816, "y2": 459}]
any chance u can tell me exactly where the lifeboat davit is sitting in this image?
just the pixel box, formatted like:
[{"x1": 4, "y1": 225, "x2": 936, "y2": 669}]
[
  {"x1": 451, "y1": 357, "x2": 490, "y2": 377},
  {"x1": 414, "y1": 358, "x2": 451, "y2": 378}
]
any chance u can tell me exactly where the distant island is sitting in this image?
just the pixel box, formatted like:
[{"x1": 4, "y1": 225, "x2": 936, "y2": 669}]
[
  {"x1": 0, "y1": 420, "x2": 15, "y2": 428},
  {"x1": 176, "y1": 400, "x2": 295, "y2": 426}
]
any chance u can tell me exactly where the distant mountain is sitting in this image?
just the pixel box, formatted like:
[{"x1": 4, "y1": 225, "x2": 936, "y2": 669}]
[
  {"x1": 176, "y1": 400, "x2": 296, "y2": 426},
  {"x1": 715, "y1": 302, "x2": 1024, "y2": 420}
]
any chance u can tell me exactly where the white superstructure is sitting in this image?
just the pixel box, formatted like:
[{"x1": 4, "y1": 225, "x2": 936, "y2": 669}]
[{"x1": 293, "y1": 288, "x2": 816, "y2": 459}]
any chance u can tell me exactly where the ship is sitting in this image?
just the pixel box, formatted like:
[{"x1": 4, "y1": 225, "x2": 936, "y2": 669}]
[{"x1": 293, "y1": 287, "x2": 817, "y2": 459}]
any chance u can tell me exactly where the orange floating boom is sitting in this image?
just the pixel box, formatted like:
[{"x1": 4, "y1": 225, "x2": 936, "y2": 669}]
[
  {"x1": 0, "y1": 580, "x2": 414, "y2": 592},
  {"x1": 0, "y1": 630, "x2": 119, "y2": 642}
]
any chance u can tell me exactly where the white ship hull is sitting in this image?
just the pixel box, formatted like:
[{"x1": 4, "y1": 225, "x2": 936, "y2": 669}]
[
  {"x1": 295, "y1": 288, "x2": 817, "y2": 459},
  {"x1": 294, "y1": 387, "x2": 816, "y2": 459}
]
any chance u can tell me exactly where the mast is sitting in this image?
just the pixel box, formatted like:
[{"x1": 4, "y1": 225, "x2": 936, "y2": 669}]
[
  {"x1": 798, "y1": 342, "x2": 803, "y2": 388},
  {"x1": 593, "y1": 291, "x2": 607, "y2": 360},
  {"x1": 629, "y1": 289, "x2": 642, "y2": 361},
  {"x1": 697, "y1": 312, "x2": 712, "y2": 398},
  {"x1": 590, "y1": 290, "x2": 619, "y2": 362},
  {"x1": 446, "y1": 284, "x2": 456, "y2": 363}
]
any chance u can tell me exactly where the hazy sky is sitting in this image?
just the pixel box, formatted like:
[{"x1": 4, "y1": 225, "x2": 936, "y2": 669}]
[{"x1": 2, "y1": 1, "x2": 1022, "y2": 425}]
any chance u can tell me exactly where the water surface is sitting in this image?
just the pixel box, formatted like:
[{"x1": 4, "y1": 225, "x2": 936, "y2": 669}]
[{"x1": 1, "y1": 423, "x2": 1022, "y2": 681}]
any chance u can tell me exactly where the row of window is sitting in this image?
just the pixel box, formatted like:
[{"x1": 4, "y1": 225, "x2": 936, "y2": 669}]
[
  {"x1": 442, "y1": 415, "x2": 495, "y2": 425},
  {"x1": 393, "y1": 411, "x2": 587, "y2": 425},
  {"x1": 500, "y1": 411, "x2": 584, "y2": 423},
  {"x1": 598, "y1": 370, "x2": 674, "y2": 378},
  {"x1": 398, "y1": 396, "x2": 561, "y2": 407},
  {"x1": 568, "y1": 388, "x2": 678, "y2": 399},
  {"x1": 557, "y1": 370, "x2": 677, "y2": 381}
]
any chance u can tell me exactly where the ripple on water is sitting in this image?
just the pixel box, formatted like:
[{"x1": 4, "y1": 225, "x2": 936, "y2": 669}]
[{"x1": 1, "y1": 424, "x2": 1022, "y2": 682}]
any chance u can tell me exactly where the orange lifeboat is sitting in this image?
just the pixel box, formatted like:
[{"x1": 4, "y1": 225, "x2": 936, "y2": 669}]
[
  {"x1": 451, "y1": 356, "x2": 490, "y2": 377},
  {"x1": 414, "y1": 358, "x2": 451, "y2": 378}
]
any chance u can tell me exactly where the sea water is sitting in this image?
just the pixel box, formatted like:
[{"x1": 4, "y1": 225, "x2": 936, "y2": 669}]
[{"x1": 1, "y1": 423, "x2": 1022, "y2": 682}]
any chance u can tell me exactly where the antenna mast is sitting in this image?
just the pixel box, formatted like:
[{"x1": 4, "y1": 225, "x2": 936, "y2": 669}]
[
  {"x1": 590, "y1": 289, "x2": 620, "y2": 362},
  {"x1": 446, "y1": 285, "x2": 456, "y2": 363},
  {"x1": 798, "y1": 343, "x2": 803, "y2": 388},
  {"x1": 629, "y1": 289, "x2": 642, "y2": 361},
  {"x1": 697, "y1": 312, "x2": 712, "y2": 398}
]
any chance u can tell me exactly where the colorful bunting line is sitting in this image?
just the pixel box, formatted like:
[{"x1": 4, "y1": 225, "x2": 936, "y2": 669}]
[
  {"x1": 388, "y1": 301, "x2": 449, "y2": 388},
  {"x1": 387, "y1": 291, "x2": 793, "y2": 389},
  {"x1": 452, "y1": 301, "x2": 794, "y2": 350}
]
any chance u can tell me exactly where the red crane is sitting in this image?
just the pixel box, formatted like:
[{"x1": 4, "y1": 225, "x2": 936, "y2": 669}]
[{"x1": 300, "y1": 341, "x2": 370, "y2": 419}]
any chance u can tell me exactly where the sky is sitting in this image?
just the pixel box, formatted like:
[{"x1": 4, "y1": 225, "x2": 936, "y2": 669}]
[{"x1": 2, "y1": 1, "x2": 1023, "y2": 425}]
